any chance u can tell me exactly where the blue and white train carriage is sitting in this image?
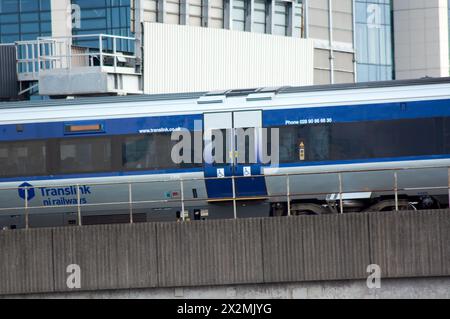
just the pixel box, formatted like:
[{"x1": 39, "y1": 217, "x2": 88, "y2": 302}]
[{"x1": 1, "y1": 78, "x2": 450, "y2": 228}]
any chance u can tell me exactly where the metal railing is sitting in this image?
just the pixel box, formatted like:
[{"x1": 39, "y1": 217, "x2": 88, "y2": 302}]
[
  {"x1": 1, "y1": 164, "x2": 450, "y2": 230},
  {"x1": 15, "y1": 34, "x2": 137, "y2": 80}
]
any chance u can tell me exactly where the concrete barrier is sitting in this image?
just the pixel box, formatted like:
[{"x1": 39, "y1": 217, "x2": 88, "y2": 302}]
[
  {"x1": 369, "y1": 210, "x2": 450, "y2": 278},
  {"x1": 157, "y1": 218, "x2": 264, "y2": 287},
  {"x1": 0, "y1": 210, "x2": 449, "y2": 295}
]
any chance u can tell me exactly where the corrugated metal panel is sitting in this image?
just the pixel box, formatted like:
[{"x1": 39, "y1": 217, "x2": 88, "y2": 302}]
[
  {"x1": 262, "y1": 214, "x2": 370, "y2": 283},
  {"x1": 369, "y1": 210, "x2": 450, "y2": 278},
  {"x1": 0, "y1": 45, "x2": 18, "y2": 99},
  {"x1": 52, "y1": 223, "x2": 158, "y2": 292},
  {"x1": 0, "y1": 228, "x2": 54, "y2": 295},
  {"x1": 157, "y1": 218, "x2": 264, "y2": 287},
  {"x1": 143, "y1": 22, "x2": 314, "y2": 94}
]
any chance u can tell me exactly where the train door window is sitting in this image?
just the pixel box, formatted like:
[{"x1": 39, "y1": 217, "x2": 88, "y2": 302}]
[
  {"x1": 235, "y1": 127, "x2": 257, "y2": 165},
  {"x1": 59, "y1": 137, "x2": 112, "y2": 173},
  {"x1": 210, "y1": 129, "x2": 231, "y2": 166},
  {"x1": 0, "y1": 140, "x2": 47, "y2": 177}
]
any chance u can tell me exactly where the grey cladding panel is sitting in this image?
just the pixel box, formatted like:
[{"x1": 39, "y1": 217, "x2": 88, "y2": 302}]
[
  {"x1": 301, "y1": 214, "x2": 370, "y2": 281},
  {"x1": 369, "y1": 210, "x2": 450, "y2": 278},
  {"x1": 52, "y1": 223, "x2": 158, "y2": 292},
  {"x1": 157, "y1": 218, "x2": 264, "y2": 287},
  {"x1": 0, "y1": 228, "x2": 54, "y2": 295}
]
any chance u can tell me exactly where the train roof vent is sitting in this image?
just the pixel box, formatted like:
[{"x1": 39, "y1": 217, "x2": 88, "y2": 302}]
[
  {"x1": 258, "y1": 86, "x2": 289, "y2": 93},
  {"x1": 225, "y1": 88, "x2": 259, "y2": 97},
  {"x1": 197, "y1": 95, "x2": 226, "y2": 104},
  {"x1": 246, "y1": 92, "x2": 275, "y2": 101}
]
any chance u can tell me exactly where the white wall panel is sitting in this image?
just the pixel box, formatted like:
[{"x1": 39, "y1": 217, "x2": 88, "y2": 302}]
[{"x1": 144, "y1": 22, "x2": 314, "y2": 94}]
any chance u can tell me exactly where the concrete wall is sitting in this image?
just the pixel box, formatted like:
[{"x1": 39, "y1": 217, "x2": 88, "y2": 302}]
[
  {"x1": 1, "y1": 210, "x2": 449, "y2": 296},
  {"x1": 143, "y1": 22, "x2": 314, "y2": 94},
  {"x1": 393, "y1": 0, "x2": 450, "y2": 79},
  {"x1": 51, "y1": 0, "x2": 72, "y2": 39}
]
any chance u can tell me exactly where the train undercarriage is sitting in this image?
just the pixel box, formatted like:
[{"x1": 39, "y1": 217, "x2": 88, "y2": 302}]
[{"x1": 270, "y1": 194, "x2": 446, "y2": 216}]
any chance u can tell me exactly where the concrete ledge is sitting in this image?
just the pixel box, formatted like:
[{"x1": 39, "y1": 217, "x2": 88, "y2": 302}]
[{"x1": 3, "y1": 277, "x2": 450, "y2": 299}]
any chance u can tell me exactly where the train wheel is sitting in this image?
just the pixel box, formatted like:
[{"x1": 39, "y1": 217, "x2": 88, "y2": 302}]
[
  {"x1": 363, "y1": 199, "x2": 417, "y2": 213},
  {"x1": 291, "y1": 203, "x2": 331, "y2": 215}
]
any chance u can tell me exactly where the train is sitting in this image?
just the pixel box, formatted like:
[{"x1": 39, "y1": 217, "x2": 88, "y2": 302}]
[{"x1": 1, "y1": 78, "x2": 450, "y2": 229}]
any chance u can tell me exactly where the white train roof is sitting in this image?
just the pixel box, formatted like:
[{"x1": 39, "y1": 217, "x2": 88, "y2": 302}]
[{"x1": 1, "y1": 77, "x2": 450, "y2": 125}]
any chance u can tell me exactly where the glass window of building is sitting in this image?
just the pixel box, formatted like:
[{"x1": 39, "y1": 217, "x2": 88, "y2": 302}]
[
  {"x1": 355, "y1": 0, "x2": 393, "y2": 82},
  {"x1": 273, "y1": 1, "x2": 289, "y2": 36},
  {"x1": 0, "y1": 0, "x2": 51, "y2": 43},
  {"x1": 232, "y1": 0, "x2": 246, "y2": 31},
  {"x1": 71, "y1": 0, "x2": 133, "y2": 51}
]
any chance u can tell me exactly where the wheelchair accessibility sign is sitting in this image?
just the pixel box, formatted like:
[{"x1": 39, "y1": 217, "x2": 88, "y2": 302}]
[
  {"x1": 243, "y1": 166, "x2": 252, "y2": 177},
  {"x1": 217, "y1": 168, "x2": 225, "y2": 178}
]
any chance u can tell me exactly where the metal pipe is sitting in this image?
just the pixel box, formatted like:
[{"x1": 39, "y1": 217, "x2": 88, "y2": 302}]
[
  {"x1": 394, "y1": 172, "x2": 399, "y2": 211},
  {"x1": 129, "y1": 183, "x2": 134, "y2": 224},
  {"x1": 303, "y1": 0, "x2": 309, "y2": 38},
  {"x1": 180, "y1": 179, "x2": 185, "y2": 221},
  {"x1": 352, "y1": 0, "x2": 357, "y2": 81},
  {"x1": 338, "y1": 173, "x2": 343, "y2": 214},
  {"x1": 448, "y1": 168, "x2": 450, "y2": 207},
  {"x1": 25, "y1": 187, "x2": 29, "y2": 230},
  {"x1": 0, "y1": 163, "x2": 448, "y2": 192},
  {"x1": 76, "y1": 184, "x2": 82, "y2": 226},
  {"x1": 113, "y1": 37, "x2": 117, "y2": 73},
  {"x1": 328, "y1": 0, "x2": 334, "y2": 84},
  {"x1": 287, "y1": 174, "x2": 291, "y2": 216},
  {"x1": 232, "y1": 176, "x2": 237, "y2": 219},
  {"x1": 99, "y1": 35, "x2": 103, "y2": 68}
]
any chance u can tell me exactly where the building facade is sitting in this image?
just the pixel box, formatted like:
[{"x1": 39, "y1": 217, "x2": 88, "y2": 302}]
[
  {"x1": 393, "y1": 0, "x2": 449, "y2": 79},
  {"x1": 1, "y1": 0, "x2": 450, "y2": 99},
  {"x1": 0, "y1": 0, "x2": 52, "y2": 43}
]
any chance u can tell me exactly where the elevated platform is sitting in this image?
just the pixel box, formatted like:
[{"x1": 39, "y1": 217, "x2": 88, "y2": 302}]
[{"x1": 15, "y1": 35, "x2": 142, "y2": 97}]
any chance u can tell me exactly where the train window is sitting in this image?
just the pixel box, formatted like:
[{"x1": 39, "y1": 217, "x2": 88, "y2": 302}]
[
  {"x1": 123, "y1": 133, "x2": 179, "y2": 170},
  {"x1": 278, "y1": 125, "x2": 331, "y2": 162},
  {"x1": 0, "y1": 140, "x2": 47, "y2": 177},
  {"x1": 59, "y1": 137, "x2": 112, "y2": 174},
  {"x1": 122, "y1": 133, "x2": 201, "y2": 171},
  {"x1": 277, "y1": 117, "x2": 450, "y2": 163}
]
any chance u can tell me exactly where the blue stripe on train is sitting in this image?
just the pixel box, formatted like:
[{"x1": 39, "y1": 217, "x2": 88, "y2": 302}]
[
  {"x1": 262, "y1": 99, "x2": 450, "y2": 127},
  {"x1": 0, "y1": 114, "x2": 203, "y2": 141},
  {"x1": 1, "y1": 99, "x2": 450, "y2": 141}
]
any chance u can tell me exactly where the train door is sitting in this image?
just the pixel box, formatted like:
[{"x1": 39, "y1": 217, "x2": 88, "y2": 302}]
[{"x1": 203, "y1": 111, "x2": 268, "y2": 199}]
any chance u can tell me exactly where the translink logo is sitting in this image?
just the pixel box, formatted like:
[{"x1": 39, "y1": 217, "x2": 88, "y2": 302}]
[
  {"x1": 18, "y1": 182, "x2": 35, "y2": 201},
  {"x1": 18, "y1": 182, "x2": 92, "y2": 206}
]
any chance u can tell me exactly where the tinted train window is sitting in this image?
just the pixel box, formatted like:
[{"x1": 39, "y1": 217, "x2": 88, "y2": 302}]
[
  {"x1": 278, "y1": 117, "x2": 450, "y2": 163},
  {"x1": 123, "y1": 133, "x2": 202, "y2": 170},
  {"x1": 0, "y1": 141, "x2": 47, "y2": 177},
  {"x1": 123, "y1": 133, "x2": 178, "y2": 170},
  {"x1": 59, "y1": 137, "x2": 112, "y2": 173}
]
